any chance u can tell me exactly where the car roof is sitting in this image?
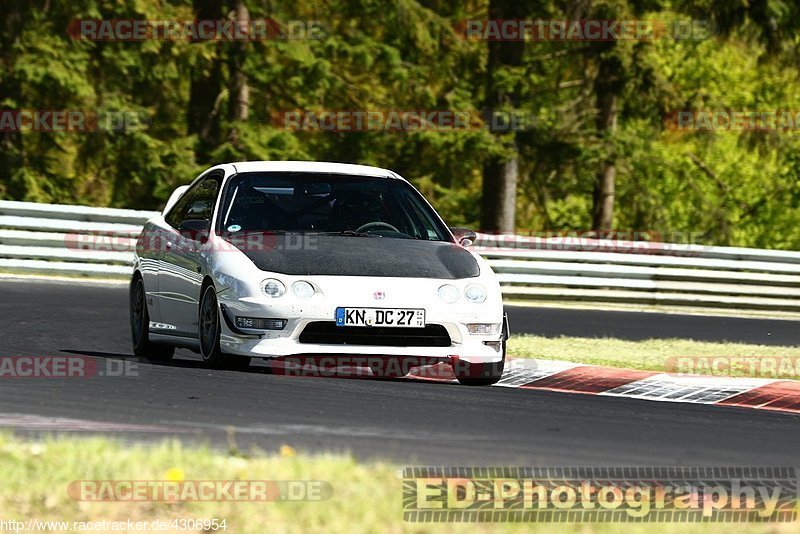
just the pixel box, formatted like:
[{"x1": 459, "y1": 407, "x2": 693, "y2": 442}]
[{"x1": 229, "y1": 161, "x2": 400, "y2": 179}]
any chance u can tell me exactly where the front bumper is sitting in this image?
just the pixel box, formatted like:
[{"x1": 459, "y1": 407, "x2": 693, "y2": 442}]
[{"x1": 216, "y1": 292, "x2": 506, "y2": 364}]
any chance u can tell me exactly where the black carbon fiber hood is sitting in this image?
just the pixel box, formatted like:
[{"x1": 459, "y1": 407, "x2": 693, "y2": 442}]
[{"x1": 231, "y1": 235, "x2": 480, "y2": 278}]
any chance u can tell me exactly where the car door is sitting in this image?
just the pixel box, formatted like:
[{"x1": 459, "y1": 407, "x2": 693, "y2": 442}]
[{"x1": 159, "y1": 174, "x2": 222, "y2": 336}]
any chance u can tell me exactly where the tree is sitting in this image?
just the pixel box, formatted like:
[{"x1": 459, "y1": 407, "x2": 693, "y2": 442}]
[
  {"x1": 0, "y1": 0, "x2": 27, "y2": 200},
  {"x1": 480, "y1": 0, "x2": 528, "y2": 233},
  {"x1": 187, "y1": 0, "x2": 225, "y2": 160},
  {"x1": 227, "y1": 0, "x2": 250, "y2": 131},
  {"x1": 590, "y1": 43, "x2": 623, "y2": 231}
]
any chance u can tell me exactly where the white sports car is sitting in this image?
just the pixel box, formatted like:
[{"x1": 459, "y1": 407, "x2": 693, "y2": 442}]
[{"x1": 130, "y1": 161, "x2": 508, "y2": 385}]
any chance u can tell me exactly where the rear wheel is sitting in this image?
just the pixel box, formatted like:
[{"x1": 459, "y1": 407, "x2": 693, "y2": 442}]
[
  {"x1": 454, "y1": 341, "x2": 505, "y2": 386},
  {"x1": 130, "y1": 276, "x2": 174, "y2": 362},
  {"x1": 199, "y1": 283, "x2": 251, "y2": 371}
]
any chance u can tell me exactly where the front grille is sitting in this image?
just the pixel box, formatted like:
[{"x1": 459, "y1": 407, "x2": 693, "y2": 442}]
[{"x1": 299, "y1": 322, "x2": 451, "y2": 347}]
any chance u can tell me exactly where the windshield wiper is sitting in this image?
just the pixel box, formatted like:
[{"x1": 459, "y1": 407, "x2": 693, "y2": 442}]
[{"x1": 310, "y1": 230, "x2": 379, "y2": 237}]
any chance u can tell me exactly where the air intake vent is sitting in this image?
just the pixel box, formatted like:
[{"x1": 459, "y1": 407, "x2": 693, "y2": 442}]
[{"x1": 299, "y1": 322, "x2": 451, "y2": 347}]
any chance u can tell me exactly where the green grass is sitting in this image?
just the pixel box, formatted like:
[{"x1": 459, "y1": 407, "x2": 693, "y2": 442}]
[
  {"x1": 507, "y1": 335, "x2": 800, "y2": 379},
  {"x1": 0, "y1": 433, "x2": 797, "y2": 533}
]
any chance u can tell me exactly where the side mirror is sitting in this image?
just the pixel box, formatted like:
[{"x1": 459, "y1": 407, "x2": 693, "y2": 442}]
[
  {"x1": 179, "y1": 219, "x2": 211, "y2": 242},
  {"x1": 450, "y1": 227, "x2": 477, "y2": 247}
]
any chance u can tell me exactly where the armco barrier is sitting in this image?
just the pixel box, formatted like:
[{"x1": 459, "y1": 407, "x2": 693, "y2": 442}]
[
  {"x1": 0, "y1": 200, "x2": 152, "y2": 278},
  {"x1": 1, "y1": 199, "x2": 799, "y2": 313}
]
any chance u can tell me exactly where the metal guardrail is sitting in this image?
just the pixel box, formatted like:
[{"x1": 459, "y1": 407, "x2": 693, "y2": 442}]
[
  {"x1": 1, "y1": 199, "x2": 799, "y2": 313},
  {"x1": 0, "y1": 200, "x2": 151, "y2": 278}
]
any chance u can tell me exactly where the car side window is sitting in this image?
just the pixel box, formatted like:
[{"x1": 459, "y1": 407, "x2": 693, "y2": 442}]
[{"x1": 165, "y1": 176, "x2": 220, "y2": 230}]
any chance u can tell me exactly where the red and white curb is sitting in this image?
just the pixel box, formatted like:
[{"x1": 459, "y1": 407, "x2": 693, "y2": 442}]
[
  {"x1": 270, "y1": 359, "x2": 800, "y2": 416},
  {"x1": 493, "y1": 360, "x2": 800, "y2": 415}
]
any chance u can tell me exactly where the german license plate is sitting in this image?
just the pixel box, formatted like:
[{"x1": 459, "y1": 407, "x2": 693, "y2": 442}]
[{"x1": 335, "y1": 307, "x2": 425, "y2": 328}]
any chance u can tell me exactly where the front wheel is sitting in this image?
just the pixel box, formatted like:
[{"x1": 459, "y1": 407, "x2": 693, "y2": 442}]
[
  {"x1": 199, "y1": 284, "x2": 251, "y2": 371},
  {"x1": 454, "y1": 341, "x2": 505, "y2": 386},
  {"x1": 130, "y1": 276, "x2": 174, "y2": 362}
]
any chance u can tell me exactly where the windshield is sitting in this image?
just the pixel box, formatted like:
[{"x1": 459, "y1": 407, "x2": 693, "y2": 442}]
[{"x1": 217, "y1": 172, "x2": 450, "y2": 241}]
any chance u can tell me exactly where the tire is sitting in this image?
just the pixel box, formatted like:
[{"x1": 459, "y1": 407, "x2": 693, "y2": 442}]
[
  {"x1": 454, "y1": 340, "x2": 505, "y2": 386},
  {"x1": 198, "y1": 283, "x2": 252, "y2": 371},
  {"x1": 130, "y1": 275, "x2": 174, "y2": 362}
]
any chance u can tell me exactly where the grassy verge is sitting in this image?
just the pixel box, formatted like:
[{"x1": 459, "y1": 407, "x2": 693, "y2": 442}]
[
  {"x1": 0, "y1": 433, "x2": 796, "y2": 533},
  {"x1": 507, "y1": 335, "x2": 800, "y2": 380}
]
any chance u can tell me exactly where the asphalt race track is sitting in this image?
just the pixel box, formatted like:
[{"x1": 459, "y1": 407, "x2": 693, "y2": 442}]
[{"x1": 0, "y1": 277, "x2": 798, "y2": 465}]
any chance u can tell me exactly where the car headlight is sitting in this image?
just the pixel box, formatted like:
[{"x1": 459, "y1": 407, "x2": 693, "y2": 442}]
[
  {"x1": 261, "y1": 278, "x2": 286, "y2": 298},
  {"x1": 292, "y1": 280, "x2": 315, "y2": 299},
  {"x1": 437, "y1": 284, "x2": 460, "y2": 304},
  {"x1": 464, "y1": 283, "x2": 487, "y2": 303}
]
